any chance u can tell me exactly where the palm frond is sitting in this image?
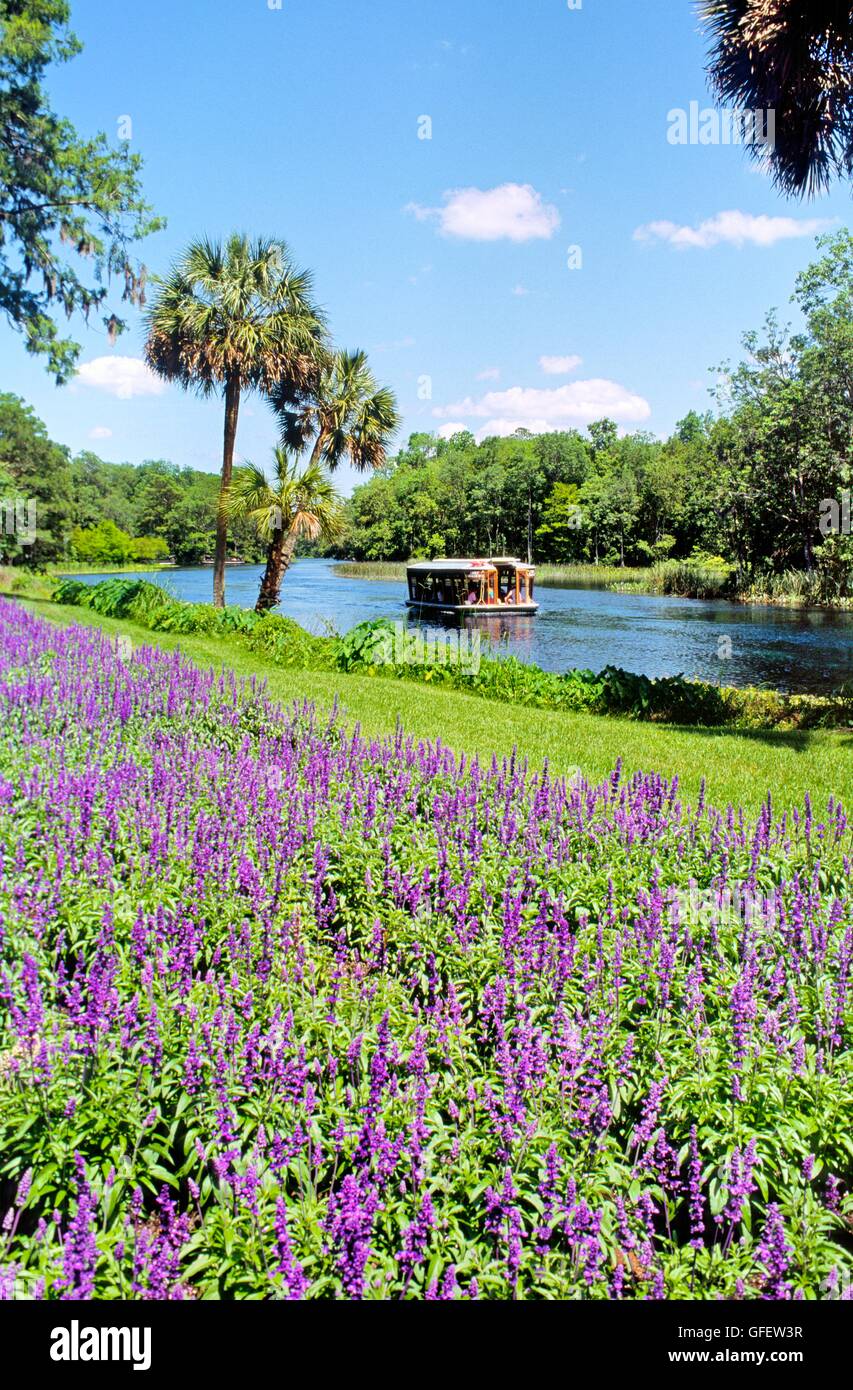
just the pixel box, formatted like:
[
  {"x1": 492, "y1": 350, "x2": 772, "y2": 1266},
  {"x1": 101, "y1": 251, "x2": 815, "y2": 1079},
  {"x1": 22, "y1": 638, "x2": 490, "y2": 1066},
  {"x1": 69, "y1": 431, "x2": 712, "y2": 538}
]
[
  {"x1": 700, "y1": 0, "x2": 853, "y2": 196},
  {"x1": 268, "y1": 345, "x2": 400, "y2": 472},
  {"x1": 144, "y1": 234, "x2": 329, "y2": 394},
  {"x1": 229, "y1": 449, "x2": 345, "y2": 545}
]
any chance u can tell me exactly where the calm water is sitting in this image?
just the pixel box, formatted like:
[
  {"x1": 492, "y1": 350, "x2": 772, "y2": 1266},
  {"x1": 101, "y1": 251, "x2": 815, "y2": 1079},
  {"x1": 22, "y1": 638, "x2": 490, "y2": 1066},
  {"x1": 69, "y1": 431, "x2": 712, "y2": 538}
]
[{"x1": 81, "y1": 559, "x2": 853, "y2": 694}]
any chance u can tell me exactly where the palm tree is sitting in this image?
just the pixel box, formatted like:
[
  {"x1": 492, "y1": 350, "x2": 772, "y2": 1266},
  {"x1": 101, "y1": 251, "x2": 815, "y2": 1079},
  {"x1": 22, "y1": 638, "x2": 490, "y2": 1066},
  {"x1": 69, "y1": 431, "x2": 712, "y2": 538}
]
[
  {"x1": 701, "y1": 1, "x2": 853, "y2": 196},
  {"x1": 229, "y1": 448, "x2": 345, "y2": 613},
  {"x1": 144, "y1": 235, "x2": 327, "y2": 606},
  {"x1": 272, "y1": 348, "x2": 400, "y2": 473}
]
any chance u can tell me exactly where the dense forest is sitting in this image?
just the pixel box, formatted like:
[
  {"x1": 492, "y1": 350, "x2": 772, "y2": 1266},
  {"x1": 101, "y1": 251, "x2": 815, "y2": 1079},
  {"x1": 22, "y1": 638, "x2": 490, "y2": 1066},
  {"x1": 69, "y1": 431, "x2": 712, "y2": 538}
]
[
  {"x1": 1, "y1": 231, "x2": 851, "y2": 598},
  {"x1": 0, "y1": 392, "x2": 268, "y2": 568}
]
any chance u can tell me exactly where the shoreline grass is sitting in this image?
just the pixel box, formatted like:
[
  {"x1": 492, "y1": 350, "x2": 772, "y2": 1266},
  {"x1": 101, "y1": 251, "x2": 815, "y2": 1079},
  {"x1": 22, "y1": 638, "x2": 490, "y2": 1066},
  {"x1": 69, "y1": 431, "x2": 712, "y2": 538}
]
[
  {"x1": 331, "y1": 560, "x2": 649, "y2": 587},
  {"x1": 48, "y1": 562, "x2": 175, "y2": 575},
  {"x1": 20, "y1": 595, "x2": 852, "y2": 815},
  {"x1": 333, "y1": 559, "x2": 853, "y2": 614}
]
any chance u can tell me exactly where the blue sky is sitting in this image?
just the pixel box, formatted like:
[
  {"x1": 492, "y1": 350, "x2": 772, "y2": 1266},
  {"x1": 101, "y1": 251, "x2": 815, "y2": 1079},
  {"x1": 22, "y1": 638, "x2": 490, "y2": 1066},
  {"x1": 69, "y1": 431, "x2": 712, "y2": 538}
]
[{"x1": 3, "y1": 0, "x2": 850, "y2": 494}]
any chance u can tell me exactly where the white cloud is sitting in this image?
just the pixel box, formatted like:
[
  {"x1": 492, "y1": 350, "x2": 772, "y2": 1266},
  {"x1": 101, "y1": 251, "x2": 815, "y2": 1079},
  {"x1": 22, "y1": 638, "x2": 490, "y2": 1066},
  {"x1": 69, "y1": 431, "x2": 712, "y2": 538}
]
[
  {"x1": 405, "y1": 183, "x2": 560, "y2": 242},
  {"x1": 437, "y1": 422, "x2": 469, "y2": 440},
  {"x1": 76, "y1": 356, "x2": 166, "y2": 399},
  {"x1": 633, "y1": 209, "x2": 835, "y2": 251},
  {"x1": 511, "y1": 284, "x2": 530, "y2": 297},
  {"x1": 373, "y1": 335, "x2": 416, "y2": 353},
  {"x1": 434, "y1": 379, "x2": 651, "y2": 437},
  {"x1": 87, "y1": 426, "x2": 113, "y2": 440},
  {"x1": 539, "y1": 354, "x2": 582, "y2": 375},
  {"x1": 476, "y1": 367, "x2": 501, "y2": 381}
]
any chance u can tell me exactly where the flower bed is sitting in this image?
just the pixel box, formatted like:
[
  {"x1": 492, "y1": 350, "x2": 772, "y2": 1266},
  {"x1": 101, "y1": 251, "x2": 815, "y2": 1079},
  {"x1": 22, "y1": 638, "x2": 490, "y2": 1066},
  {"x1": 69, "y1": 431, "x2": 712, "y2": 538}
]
[{"x1": 0, "y1": 601, "x2": 850, "y2": 1299}]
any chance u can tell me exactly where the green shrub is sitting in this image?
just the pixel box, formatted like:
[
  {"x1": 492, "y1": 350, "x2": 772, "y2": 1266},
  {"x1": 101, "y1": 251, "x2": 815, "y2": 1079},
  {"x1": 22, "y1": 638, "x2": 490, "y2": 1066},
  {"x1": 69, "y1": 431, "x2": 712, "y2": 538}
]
[
  {"x1": 336, "y1": 618, "x2": 398, "y2": 672},
  {"x1": 52, "y1": 577, "x2": 93, "y2": 607},
  {"x1": 648, "y1": 554, "x2": 733, "y2": 599}
]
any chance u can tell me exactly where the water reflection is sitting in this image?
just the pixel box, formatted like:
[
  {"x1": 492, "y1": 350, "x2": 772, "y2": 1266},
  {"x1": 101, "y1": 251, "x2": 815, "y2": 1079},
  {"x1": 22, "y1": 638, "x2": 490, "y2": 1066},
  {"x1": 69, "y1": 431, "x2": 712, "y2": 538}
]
[{"x1": 414, "y1": 607, "x2": 539, "y2": 665}]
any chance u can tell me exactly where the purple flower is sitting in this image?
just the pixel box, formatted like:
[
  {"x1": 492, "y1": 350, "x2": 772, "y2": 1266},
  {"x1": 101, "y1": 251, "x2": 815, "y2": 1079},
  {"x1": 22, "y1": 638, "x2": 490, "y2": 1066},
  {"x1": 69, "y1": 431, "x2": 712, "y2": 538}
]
[
  {"x1": 273, "y1": 1199, "x2": 307, "y2": 1300},
  {"x1": 55, "y1": 1157, "x2": 98, "y2": 1300},
  {"x1": 756, "y1": 1204, "x2": 793, "y2": 1300}
]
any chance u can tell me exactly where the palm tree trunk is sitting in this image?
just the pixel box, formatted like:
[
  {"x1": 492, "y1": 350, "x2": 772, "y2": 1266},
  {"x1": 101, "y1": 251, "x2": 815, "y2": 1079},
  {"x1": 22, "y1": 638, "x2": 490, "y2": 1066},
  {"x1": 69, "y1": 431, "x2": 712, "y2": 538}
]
[
  {"x1": 214, "y1": 373, "x2": 241, "y2": 608},
  {"x1": 255, "y1": 525, "x2": 299, "y2": 614},
  {"x1": 256, "y1": 532, "x2": 284, "y2": 613},
  {"x1": 309, "y1": 429, "x2": 328, "y2": 468}
]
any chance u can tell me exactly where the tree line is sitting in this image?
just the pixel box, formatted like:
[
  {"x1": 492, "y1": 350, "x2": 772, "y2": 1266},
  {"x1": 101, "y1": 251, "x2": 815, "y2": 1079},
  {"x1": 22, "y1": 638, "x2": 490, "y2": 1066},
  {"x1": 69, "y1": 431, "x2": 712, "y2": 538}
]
[{"x1": 0, "y1": 394, "x2": 257, "y2": 566}]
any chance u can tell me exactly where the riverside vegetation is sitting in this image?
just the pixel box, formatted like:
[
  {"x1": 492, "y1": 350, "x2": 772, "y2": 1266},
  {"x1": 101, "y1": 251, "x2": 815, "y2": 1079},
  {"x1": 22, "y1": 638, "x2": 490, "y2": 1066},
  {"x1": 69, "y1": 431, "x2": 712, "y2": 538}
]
[{"x1": 41, "y1": 577, "x2": 853, "y2": 731}]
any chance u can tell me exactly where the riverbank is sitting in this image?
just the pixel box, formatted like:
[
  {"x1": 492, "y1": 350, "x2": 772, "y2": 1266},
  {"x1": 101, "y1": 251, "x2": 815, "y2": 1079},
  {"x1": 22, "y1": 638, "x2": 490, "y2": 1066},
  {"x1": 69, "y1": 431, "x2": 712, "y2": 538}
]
[
  {"x1": 12, "y1": 587, "x2": 850, "y2": 814},
  {"x1": 48, "y1": 575, "x2": 853, "y2": 729}
]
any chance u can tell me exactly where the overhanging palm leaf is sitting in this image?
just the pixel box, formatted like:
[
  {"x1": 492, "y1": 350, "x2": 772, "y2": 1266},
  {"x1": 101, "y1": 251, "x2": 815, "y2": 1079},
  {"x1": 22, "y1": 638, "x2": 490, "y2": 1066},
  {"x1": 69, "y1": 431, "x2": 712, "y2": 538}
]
[{"x1": 700, "y1": 0, "x2": 853, "y2": 196}]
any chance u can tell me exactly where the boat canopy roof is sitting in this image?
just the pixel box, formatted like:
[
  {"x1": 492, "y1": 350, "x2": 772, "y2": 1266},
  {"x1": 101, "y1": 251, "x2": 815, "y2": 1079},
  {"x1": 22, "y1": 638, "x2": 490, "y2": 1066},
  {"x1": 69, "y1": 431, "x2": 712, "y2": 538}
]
[
  {"x1": 406, "y1": 559, "x2": 487, "y2": 574},
  {"x1": 406, "y1": 556, "x2": 534, "y2": 572}
]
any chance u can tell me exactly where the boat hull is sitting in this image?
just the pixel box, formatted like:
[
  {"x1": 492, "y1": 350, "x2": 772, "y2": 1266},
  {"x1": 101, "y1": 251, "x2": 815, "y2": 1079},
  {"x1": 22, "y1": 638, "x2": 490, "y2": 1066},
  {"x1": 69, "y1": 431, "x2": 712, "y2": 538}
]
[{"x1": 405, "y1": 599, "x2": 538, "y2": 615}]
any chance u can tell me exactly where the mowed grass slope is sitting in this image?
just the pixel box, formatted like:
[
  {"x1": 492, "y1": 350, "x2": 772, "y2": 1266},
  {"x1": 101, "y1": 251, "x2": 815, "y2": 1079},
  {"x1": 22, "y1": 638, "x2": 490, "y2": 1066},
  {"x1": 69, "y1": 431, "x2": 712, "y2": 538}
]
[{"x1": 26, "y1": 597, "x2": 853, "y2": 815}]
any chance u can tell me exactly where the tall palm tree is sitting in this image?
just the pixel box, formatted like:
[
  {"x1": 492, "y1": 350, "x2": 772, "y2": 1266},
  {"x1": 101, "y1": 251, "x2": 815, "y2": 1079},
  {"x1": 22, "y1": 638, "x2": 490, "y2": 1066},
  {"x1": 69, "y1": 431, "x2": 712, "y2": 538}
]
[
  {"x1": 144, "y1": 235, "x2": 327, "y2": 606},
  {"x1": 229, "y1": 448, "x2": 345, "y2": 613},
  {"x1": 701, "y1": 1, "x2": 853, "y2": 196},
  {"x1": 271, "y1": 348, "x2": 400, "y2": 473}
]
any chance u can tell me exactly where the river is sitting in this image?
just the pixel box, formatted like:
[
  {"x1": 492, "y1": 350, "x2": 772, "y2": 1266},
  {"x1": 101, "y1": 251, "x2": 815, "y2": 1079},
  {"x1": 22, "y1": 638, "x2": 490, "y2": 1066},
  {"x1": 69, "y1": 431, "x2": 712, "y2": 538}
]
[{"x1": 77, "y1": 559, "x2": 853, "y2": 694}]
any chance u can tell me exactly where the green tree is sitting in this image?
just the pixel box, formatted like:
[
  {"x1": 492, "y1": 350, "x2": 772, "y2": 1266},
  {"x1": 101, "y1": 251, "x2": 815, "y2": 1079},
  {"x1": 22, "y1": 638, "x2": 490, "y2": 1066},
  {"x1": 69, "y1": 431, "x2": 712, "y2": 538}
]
[
  {"x1": 229, "y1": 448, "x2": 345, "y2": 613},
  {"x1": 0, "y1": 0, "x2": 163, "y2": 380},
  {"x1": 69, "y1": 451, "x2": 136, "y2": 531},
  {"x1": 133, "y1": 468, "x2": 184, "y2": 539},
  {"x1": 535, "y1": 481, "x2": 584, "y2": 561},
  {"x1": 0, "y1": 391, "x2": 72, "y2": 561},
  {"x1": 170, "y1": 527, "x2": 211, "y2": 567},
  {"x1": 588, "y1": 418, "x2": 620, "y2": 455},
  {"x1": 714, "y1": 231, "x2": 853, "y2": 575},
  {"x1": 144, "y1": 235, "x2": 326, "y2": 607},
  {"x1": 70, "y1": 517, "x2": 135, "y2": 564},
  {"x1": 130, "y1": 534, "x2": 169, "y2": 563}
]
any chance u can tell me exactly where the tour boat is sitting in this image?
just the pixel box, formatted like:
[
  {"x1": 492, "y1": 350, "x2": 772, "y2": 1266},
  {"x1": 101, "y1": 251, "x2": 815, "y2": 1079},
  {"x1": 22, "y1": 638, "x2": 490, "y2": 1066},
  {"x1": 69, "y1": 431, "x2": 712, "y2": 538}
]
[{"x1": 405, "y1": 557, "x2": 538, "y2": 614}]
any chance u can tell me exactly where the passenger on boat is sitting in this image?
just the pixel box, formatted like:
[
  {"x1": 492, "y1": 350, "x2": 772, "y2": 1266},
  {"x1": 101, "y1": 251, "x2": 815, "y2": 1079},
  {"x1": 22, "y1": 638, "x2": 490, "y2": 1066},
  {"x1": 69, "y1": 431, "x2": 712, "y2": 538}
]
[
  {"x1": 466, "y1": 588, "x2": 477, "y2": 605},
  {"x1": 504, "y1": 591, "x2": 515, "y2": 604}
]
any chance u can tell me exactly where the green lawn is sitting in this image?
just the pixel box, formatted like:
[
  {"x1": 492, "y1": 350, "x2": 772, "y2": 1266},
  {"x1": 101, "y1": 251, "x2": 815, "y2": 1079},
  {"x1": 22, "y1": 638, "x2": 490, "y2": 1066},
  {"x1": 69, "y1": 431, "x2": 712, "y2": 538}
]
[{"x1": 21, "y1": 597, "x2": 852, "y2": 815}]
